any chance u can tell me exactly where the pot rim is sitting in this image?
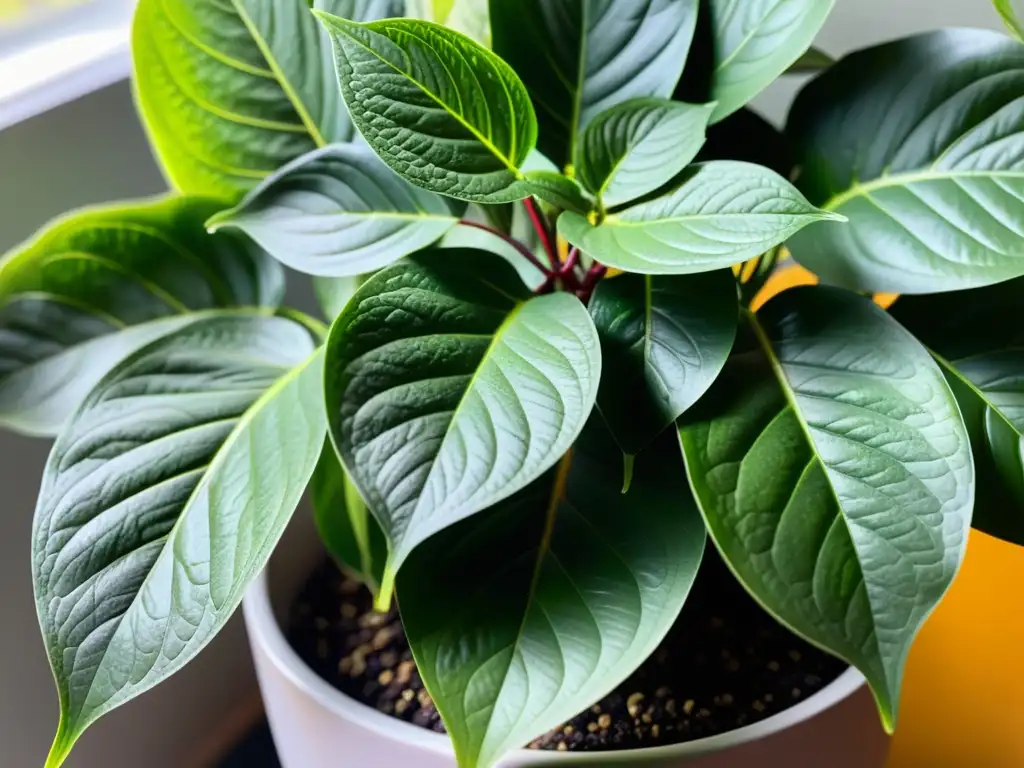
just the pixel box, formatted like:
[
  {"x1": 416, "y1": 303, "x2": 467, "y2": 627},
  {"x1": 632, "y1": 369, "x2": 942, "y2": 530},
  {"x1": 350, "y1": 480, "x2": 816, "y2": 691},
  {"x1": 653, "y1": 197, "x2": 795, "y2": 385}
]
[{"x1": 243, "y1": 566, "x2": 867, "y2": 764}]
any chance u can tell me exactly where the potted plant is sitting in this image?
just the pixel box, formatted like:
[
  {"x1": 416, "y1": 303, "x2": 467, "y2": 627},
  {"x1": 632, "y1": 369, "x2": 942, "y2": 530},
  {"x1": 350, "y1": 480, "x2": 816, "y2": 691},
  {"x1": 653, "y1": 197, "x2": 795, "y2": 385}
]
[{"x1": 12, "y1": 0, "x2": 1024, "y2": 766}]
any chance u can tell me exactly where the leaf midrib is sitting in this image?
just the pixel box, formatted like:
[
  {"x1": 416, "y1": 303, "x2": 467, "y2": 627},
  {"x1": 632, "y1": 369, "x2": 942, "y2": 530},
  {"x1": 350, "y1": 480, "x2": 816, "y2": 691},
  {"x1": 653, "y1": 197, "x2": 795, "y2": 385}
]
[
  {"x1": 334, "y1": 21, "x2": 521, "y2": 174},
  {"x1": 824, "y1": 169, "x2": 1024, "y2": 211},
  {"x1": 930, "y1": 348, "x2": 1024, "y2": 440}
]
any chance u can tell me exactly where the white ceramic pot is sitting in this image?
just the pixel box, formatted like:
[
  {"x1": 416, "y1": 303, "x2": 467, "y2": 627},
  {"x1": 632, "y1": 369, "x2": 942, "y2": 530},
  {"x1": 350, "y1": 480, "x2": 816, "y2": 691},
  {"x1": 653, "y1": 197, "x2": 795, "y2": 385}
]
[{"x1": 243, "y1": 519, "x2": 891, "y2": 768}]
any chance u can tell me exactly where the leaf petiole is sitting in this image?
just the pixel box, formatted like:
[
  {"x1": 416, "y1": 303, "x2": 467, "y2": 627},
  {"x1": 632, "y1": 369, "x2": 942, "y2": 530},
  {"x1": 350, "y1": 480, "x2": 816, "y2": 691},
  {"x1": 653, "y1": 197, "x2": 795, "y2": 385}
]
[{"x1": 523, "y1": 197, "x2": 559, "y2": 268}]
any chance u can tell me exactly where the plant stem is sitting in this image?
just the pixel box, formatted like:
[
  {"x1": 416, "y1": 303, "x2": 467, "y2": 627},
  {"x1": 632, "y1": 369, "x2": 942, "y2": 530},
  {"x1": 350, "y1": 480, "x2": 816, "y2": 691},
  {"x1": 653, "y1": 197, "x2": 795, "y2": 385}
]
[
  {"x1": 523, "y1": 197, "x2": 558, "y2": 268},
  {"x1": 457, "y1": 219, "x2": 550, "y2": 278}
]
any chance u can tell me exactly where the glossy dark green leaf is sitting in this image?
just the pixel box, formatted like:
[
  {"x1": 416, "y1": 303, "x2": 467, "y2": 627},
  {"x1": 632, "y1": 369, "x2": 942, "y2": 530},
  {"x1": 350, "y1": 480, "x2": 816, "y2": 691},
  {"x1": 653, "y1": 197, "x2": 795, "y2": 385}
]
[
  {"x1": 995, "y1": 0, "x2": 1024, "y2": 40},
  {"x1": 324, "y1": 248, "x2": 601, "y2": 595},
  {"x1": 576, "y1": 99, "x2": 715, "y2": 209},
  {"x1": 207, "y1": 144, "x2": 458, "y2": 277},
  {"x1": 317, "y1": 16, "x2": 538, "y2": 203},
  {"x1": 133, "y1": 0, "x2": 401, "y2": 200},
  {"x1": 787, "y1": 29, "x2": 1024, "y2": 293},
  {"x1": 400, "y1": 417, "x2": 705, "y2": 768},
  {"x1": 679, "y1": 287, "x2": 973, "y2": 731},
  {"x1": 706, "y1": 0, "x2": 835, "y2": 122},
  {"x1": 892, "y1": 279, "x2": 1024, "y2": 546},
  {"x1": 0, "y1": 196, "x2": 283, "y2": 436},
  {"x1": 490, "y1": 0, "x2": 699, "y2": 169},
  {"x1": 311, "y1": 442, "x2": 388, "y2": 590},
  {"x1": 34, "y1": 316, "x2": 324, "y2": 768},
  {"x1": 558, "y1": 161, "x2": 839, "y2": 274},
  {"x1": 697, "y1": 107, "x2": 793, "y2": 177},
  {"x1": 590, "y1": 271, "x2": 737, "y2": 454}
]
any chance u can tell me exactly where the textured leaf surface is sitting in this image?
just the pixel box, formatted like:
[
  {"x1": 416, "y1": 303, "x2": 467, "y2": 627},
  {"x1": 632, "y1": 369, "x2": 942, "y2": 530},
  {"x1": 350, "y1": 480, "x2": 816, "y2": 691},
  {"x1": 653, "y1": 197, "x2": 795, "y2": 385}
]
[
  {"x1": 892, "y1": 279, "x2": 1024, "y2": 546},
  {"x1": 787, "y1": 29, "x2": 1024, "y2": 293},
  {"x1": 311, "y1": 442, "x2": 388, "y2": 590},
  {"x1": 208, "y1": 144, "x2": 457, "y2": 276},
  {"x1": 400, "y1": 418, "x2": 705, "y2": 768},
  {"x1": 996, "y1": 0, "x2": 1024, "y2": 40},
  {"x1": 133, "y1": 0, "x2": 400, "y2": 200},
  {"x1": 324, "y1": 249, "x2": 601, "y2": 579},
  {"x1": 490, "y1": 0, "x2": 699, "y2": 168},
  {"x1": 33, "y1": 316, "x2": 324, "y2": 765},
  {"x1": 558, "y1": 161, "x2": 838, "y2": 274},
  {"x1": 590, "y1": 271, "x2": 737, "y2": 454},
  {"x1": 706, "y1": 0, "x2": 835, "y2": 121},
  {"x1": 0, "y1": 196, "x2": 282, "y2": 436},
  {"x1": 679, "y1": 287, "x2": 973, "y2": 729},
  {"x1": 576, "y1": 99, "x2": 715, "y2": 209},
  {"x1": 318, "y1": 16, "x2": 538, "y2": 202}
]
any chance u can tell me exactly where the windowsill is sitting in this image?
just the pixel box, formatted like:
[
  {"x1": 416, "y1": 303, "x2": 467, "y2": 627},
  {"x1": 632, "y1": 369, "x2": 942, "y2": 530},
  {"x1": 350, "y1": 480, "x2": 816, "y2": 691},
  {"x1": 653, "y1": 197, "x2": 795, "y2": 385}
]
[{"x1": 0, "y1": 0, "x2": 135, "y2": 131}]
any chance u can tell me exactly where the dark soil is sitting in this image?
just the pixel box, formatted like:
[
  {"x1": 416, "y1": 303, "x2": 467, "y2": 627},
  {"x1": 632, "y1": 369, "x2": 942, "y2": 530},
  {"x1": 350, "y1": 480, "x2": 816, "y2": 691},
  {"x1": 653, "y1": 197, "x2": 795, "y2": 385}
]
[{"x1": 287, "y1": 545, "x2": 845, "y2": 752}]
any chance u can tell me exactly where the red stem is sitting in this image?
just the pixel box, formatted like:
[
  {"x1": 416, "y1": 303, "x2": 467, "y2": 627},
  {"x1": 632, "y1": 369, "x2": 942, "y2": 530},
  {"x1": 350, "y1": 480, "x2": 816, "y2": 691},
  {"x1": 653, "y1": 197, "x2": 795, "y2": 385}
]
[
  {"x1": 523, "y1": 198, "x2": 558, "y2": 268},
  {"x1": 457, "y1": 220, "x2": 550, "y2": 279}
]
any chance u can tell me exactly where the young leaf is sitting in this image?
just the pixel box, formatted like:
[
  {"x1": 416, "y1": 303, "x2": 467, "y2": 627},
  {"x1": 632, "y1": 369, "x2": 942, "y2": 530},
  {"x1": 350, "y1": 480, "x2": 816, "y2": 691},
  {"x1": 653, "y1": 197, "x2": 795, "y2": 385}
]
[
  {"x1": 995, "y1": 0, "x2": 1024, "y2": 40},
  {"x1": 311, "y1": 442, "x2": 388, "y2": 590},
  {"x1": 0, "y1": 196, "x2": 283, "y2": 436},
  {"x1": 558, "y1": 161, "x2": 840, "y2": 274},
  {"x1": 891, "y1": 279, "x2": 1024, "y2": 546},
  {"x1": 589, "y1": 271, "x2": 738, "y2": 455},
  {"x1": 133, "y1": 0, "x2": 401, "y2": 200},
  {"x1": 400, "y1": 418, "x2": 705, "y2": 768},
  {"x1": 207, "y1": 144, "x2": 458, "y2": 277},
  {"x1": 316, "y1": 16, "x2": 538, "y2": 203},
  {"x1": 521, "y1": 171, "x2": 592, "y2": 213},
  {"x1": 490, "y1": 0, "x2": 699, "y2": 168},
  {"x1": 33, "y1": 316, "x2": 324, "y2": 767},
  {"x1": 705, "y1": 0, "x2": 836, "y2": 122},
  {"x1": 576, "y1": 99, "x2": 715, "y2": 209},
  {"x1": 324, "y1": 248, "x2": 601, "y2": 595},
  {"x1": 787, "y1": 29, "x2": 1024, "y2": 293},
  {"x1": 679, "y1": 287, "x2": 974, "y2": 731}
]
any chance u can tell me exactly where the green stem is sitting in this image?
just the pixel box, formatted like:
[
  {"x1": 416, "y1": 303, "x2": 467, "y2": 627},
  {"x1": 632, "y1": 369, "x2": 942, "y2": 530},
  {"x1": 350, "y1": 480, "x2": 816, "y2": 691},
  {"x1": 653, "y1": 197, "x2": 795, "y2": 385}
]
[
  {"x1": 276, "y1": 307, "x2": 329, "y2": 341},
  {"x1": 374, "y1": 566, "x2": 396, "y2": 613}
]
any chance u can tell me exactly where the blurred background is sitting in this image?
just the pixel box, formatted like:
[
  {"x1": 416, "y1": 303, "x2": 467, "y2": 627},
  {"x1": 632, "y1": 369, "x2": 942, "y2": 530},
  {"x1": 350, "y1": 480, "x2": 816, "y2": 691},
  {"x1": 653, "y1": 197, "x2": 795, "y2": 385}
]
[{"x1": 0, "y1": 1, "x2": 1019, "y2": 766}]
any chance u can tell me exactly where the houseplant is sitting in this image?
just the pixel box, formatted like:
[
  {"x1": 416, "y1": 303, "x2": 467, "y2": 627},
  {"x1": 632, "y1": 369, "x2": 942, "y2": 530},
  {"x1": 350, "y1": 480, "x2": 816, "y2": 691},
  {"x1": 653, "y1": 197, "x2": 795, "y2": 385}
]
[{"x1": 10, "y1": 0, "x2": 1024, "y2": 765}]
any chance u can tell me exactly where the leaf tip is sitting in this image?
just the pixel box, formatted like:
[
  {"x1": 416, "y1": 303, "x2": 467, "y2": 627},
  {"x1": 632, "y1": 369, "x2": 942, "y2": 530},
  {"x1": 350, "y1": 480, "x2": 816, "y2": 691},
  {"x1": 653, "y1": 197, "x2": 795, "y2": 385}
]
[{"x1": 621, "y1": 453, "x2": 635, "y2": 494}]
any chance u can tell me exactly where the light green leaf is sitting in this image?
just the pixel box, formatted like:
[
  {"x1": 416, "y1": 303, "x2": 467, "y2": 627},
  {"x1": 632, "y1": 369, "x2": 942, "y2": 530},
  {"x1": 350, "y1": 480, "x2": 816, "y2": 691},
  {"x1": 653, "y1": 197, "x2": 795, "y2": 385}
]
[
  {"x1": 316, "y1": 15, "x2": 538, "y2": 202},
  {"x1": 132, "y1": 0, "x2": 401, "y2": 200},
  {"x1": 995, "y1": 0, "x2": 1024, "y2": 40},
  {"x1": 589, "y1": 270, "x2": 737, "y2": 454},
  {"x1": 558, "y1": 161, "x2": 840, "y2": 274},
  {"x1": 0, "y1": 196, "x2": 283, "y2": 436},
  {"x1": 34, "y1": 315, "x2": 324, "y2": 768},
  {"x1": 314, "y1": 275, "x2": 362, "y2": 321},
  {"x1": 490, "y1": 0, "x2": 699, "y2": 169},
  {"x1": 207, "y1": 144, "x2": 458, "y2": 277},
  {"x1": 891, "y1": 279, "x2": 1024, "y2": 546},
  {"x1": 576, "y1": 98, "x2": 715, "y2": 209},
  {"x1": 522, "y1": 171, "x2": 592, "y2": 213},
  {"x1": 786, "y1": 45, "x2": 836, "y2": 73},
  {"x1": 443, "y1": 0, "x2": 492, "y2": 45},
  {"x1": 787, "y1": 29, "x2": 1024, "y2": 294},
  {"x1": 324, "y1": 248, "x2": 601, "y2": 595},
  {"x1": 400, "y1": 417, "x2": 705, "y2": 768},
  {"x1": 706, "y1": 0, "x2": 835, "y2": 122},
  {"x1": 436, "y1": 220, "x2": 547, "y2": 290},
  {"x1": 311, "y1": 441, "x2": 388, "y2": 590},
  {"x1": 679, "y1": 287, "x2": 973, "y2": 731}
]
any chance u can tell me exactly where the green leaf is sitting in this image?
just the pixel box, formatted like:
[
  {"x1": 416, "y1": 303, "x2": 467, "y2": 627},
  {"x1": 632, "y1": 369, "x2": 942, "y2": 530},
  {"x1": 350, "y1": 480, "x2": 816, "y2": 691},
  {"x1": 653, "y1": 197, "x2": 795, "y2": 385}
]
[
  {"x1": 400, "y1": 417, "x2": 705, "y2": 768},
  {"x1": 0, "y1": 196, "x2": 283, "y2": 436},
  {"x1": 589, "y1": 270, "x2": 738, "y2": 454},
  {"x1": 558, "y1": 161, "x2": 840, "y2": 274},
  {"x1": 437, "y1": 215, "x2": 548, "y2": 290},
  {"x1": 316, "y1": 16, "x2": 538, "y2": 203},
  {"x1": 522, "y1": 171, "x2": 592, "y2": 213},
  {"x1": 34, "y1": 315, "x2": 324, "y2": 767},
  {"x1": 207, "y1": 144, "x2": 458, "y2": 277},
  {"x1": 786, "y1": 46, "x2": 836, "y2": 73},
  {"x1": 995, "y1": 0, "x2": 1024, "y2": 40},
  {"x1": 324, "y1": 248, "x2": 601, "y2": 591},
  {"x1": 132, "y1": 0, "x2": 401, "y2": 200},
  {"x1": 490, "y1": 0, "x2": 699, "y2": 169},
  {"x1": 313, "y1": 275, "x2": 362, "y2": 321},
  {"x1": 891, "y1": 279, "x2": 1024, "y2": 546},
  {"x1": 442, "y1": 0, "x2": 492, "y2": 45},
  {"x1": 697, "y1": 107, "x2": 793, "y2": 177},
  {"x1": 705, "y1": 0, "x2": 836, "y2": 122},
  {"x1": 311, "y1": 442, "x2": 388, "y2": 589},
  {"x1": 679, "y1": 287, "x2": 974, "y2": 731},
  {"x1": 576, "y1": 98, "x2": 715, "y2": 209},
  {"x1": 787, "y1": 29, "x2": 1024, "y2": 294}
]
